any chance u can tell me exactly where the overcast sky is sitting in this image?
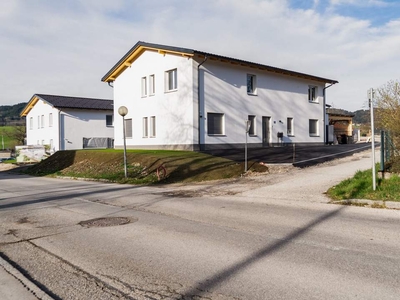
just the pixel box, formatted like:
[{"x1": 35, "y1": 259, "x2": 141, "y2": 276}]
[{"x1": 1, "y1": 0, "x2": 399, "y2": 111}]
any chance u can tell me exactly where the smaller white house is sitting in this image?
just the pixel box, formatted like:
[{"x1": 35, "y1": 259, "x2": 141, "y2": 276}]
[{"x1": 21, "y1": 94, "x2": 114, "y2": 151}]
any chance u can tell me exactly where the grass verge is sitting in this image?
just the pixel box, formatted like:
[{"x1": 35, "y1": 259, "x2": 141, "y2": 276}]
[
  {"x1": 327, "y1": 168, "x2": 400, "y2": 202},
  {"x1": 23, "y1": 149, "x2": 268, "y2": 184}
]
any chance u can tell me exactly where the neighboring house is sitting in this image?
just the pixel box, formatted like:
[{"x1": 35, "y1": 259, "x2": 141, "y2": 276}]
[
  {"x1": 102, "y1": 41, "x2": 338, "y2": 150},
  {"x1": 326, "y1": 107, "x2": 355, "y2": 144},
  {"x1": 20, "y1": 94, "x2": 114, "y2": 151}
]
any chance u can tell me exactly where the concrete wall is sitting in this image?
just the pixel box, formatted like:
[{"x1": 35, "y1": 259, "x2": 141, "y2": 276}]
[{"x1": 113, "y1": 50, "x2": 195, "y2": 149}]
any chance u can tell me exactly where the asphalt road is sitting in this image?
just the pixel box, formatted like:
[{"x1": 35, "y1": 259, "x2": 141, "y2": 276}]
[{"x1": 0, "y1": 150, "x2": 399, "y2": 299}]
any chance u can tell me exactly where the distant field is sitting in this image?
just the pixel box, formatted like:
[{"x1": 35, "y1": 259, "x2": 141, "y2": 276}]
[{"x1": 0, "y1": 126, "x2": 22, "y2": 149}]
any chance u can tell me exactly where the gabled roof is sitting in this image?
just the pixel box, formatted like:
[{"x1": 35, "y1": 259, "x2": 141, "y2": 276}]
[
  {"x1": 101, "y1": 41, "x2": 338, "y2": 85},
  {"x1": 20, "y1": 94, "x2": 113, "y2": 117}
]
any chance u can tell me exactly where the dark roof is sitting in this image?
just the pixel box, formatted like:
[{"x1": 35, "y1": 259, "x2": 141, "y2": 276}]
[
  {"x1": 36, "y1": 94, "x2": 113, "y2": 110},
  {"x1": 102, "y1": 41, "x2": 338, "y2": 84},
  {"x1": 326, "y1": 108, "x2": 355, "y2": 117}
]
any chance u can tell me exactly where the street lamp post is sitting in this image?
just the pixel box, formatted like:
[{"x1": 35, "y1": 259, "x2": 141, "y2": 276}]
[
  {"x1": 369, "y1": 88, "x2": 376, "y2": 191},
  {"x1": 244, "y1": 120, "x2": 251, "y2": 172},
  {"x1": 118, "y1": 106, "x2": 128, "y2": 178}
]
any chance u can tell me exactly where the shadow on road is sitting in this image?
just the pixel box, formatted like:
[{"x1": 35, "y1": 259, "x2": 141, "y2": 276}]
[{"x1": 181, "y1": 205, "x2": 346, "y2": 298}]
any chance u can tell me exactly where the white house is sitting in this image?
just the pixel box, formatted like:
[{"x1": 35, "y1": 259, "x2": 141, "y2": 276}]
[
  {"x1": 21, "y1": 94, "x2": 114, "y2": 151},
  {"x1": 102, "y1": 41, "x2": 338, "y2": 150}
]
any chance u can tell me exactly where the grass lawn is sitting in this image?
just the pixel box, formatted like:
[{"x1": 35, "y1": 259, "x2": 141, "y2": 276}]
[
  {"x1": 327, "y1": 167, "x2": 400, "y2": 202},
  {"x1": 24, "y1": 149, "x2": 268, "y2": 184},
  {"x1": 0, "y1": 126, "x2": 20, "y2": 149}
]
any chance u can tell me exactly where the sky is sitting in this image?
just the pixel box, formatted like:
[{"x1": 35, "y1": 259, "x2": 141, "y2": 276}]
[{"x1": 1, "y1": 0, "x2": 400, "y2": 111}]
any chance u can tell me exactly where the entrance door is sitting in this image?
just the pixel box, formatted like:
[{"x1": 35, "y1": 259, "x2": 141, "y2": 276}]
[{"x1": 262, "y1": 117, "x2": 271, "y2": 147}]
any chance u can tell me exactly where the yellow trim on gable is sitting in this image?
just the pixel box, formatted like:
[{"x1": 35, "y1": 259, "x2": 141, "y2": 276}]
[
  {"x1": 20, "y1": 96, "x2": 40, "y2": 117},
  {"x1": 103, "y1": 46, "x2": 194, "y2": 82}
]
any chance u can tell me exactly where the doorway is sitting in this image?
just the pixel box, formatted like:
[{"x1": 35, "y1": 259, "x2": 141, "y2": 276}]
[{"x1": 262, "y1": 116, "x2": 271, "y2": 147}]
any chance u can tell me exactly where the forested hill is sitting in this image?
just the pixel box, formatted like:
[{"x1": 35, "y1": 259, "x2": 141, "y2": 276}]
[{"x1": 0, "y1": 103, "x2": 27, "y2": 126}]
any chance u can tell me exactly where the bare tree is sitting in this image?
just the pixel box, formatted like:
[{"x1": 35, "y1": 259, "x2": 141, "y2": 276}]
[
  {"x1": 4, "y1": 125, "x2": 26, "y2": 145},
  {"x1": 376, "y1": 80, "x2": 400, "y2": 147}
]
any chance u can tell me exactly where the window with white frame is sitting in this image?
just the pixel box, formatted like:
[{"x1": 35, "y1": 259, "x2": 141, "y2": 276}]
[
  {"x1": 49, "y1": 113, "x2": 53, "y2": 127},
  {"x1": 125, "y1": 118, "x2": 132, "y2": 138},
  {"x1": 141, "y1": 77, "x2": 147, "y2": 97},
  {"x1": 248, "y1": 115, "x2": 256, "y2": 135},
  {"x1": 150, "y1": 116, "x2": 156, "y2": 137},
  {"x1": 106, "y1": 115, "x2": 113, "y2": 126},
  {"x1": 29, "y1": 117, "x2": 33, "y2": 130},
  {"x1": 149, "y1": 74, "x2": 155, "y2": 95},
  {"x1": 287, "y1": 117, "x2": 294, "y2": 136},
  {"x1": 207, "y1": 113, "x2": 225, "y2": 135},
  {"x1": 37, "y1": 116, "x2": 40, "y2": 129},
  {"x1": 41, "y1": 115, "x2": 44, "y2": 128},
  {"x1": 143, "y1": 117, "x2": 148, "y2": 137},
  {"x1": 50, "y1": 139, "x2": 53, "y2": 150},
  {"x1": 308, "y1": 86, "x2": 318, "y2": 102},
  {"x1": 309, "y1": 119, "x2": 319, "y2": 136},
  {"x1": 247, "y1": 74, "x2": 257, "y2": 95},
  {"x1": 165, "y1": 69, "x2": 177, "y2": 92}
]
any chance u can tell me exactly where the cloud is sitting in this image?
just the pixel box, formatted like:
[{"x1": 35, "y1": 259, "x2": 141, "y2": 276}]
[{"x1": 0, "y1": 0, "x2": 399, "y2": 111}]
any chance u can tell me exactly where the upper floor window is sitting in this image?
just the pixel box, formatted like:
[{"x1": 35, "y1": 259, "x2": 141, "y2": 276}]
[
  {"x1": 149, "y1": 74, "x2": 155, "y2": 95},
  {"x1": 106, "y1": 115, "x2": 113, "y2": 126},
  {"x1": 165, "y1": 69, "x2": 177, "y2": 92},
  {"x1": 308, "y1": 86, "x2": 318, "y2": 102},
  {"x1": 29, "y1": 117, "x2": 33, "y2": 130},
  {"x1": 37, "y1": 116, "x2": 40, "y2": 129},
  {"x1": 207, "y1": 113, "x2": 225, "y2": 135},
  {"x1": 287, "y1": 117, "x2": 294, "y2": 136},
  {"x1": 41, "y1": 115, "x2": 44, "y2": 128},
  {"x1": 49, "y1": 113, "x2": 53, "y2": 127},
  {"x1": 141, "y1": 77, "x2": 147, "y2": 97},
  {"x1": 248, "y1": 115, "x2": 256, "y2": 136},
  {"x1": 247, "y1": 74, "x2": 257, "y2": 95}
]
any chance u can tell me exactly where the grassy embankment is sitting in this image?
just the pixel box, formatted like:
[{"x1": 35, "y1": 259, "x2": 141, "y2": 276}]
[
  {"x1": 0, "y1": 126, "x2": 17, "y2": 149},
  {"x1": 24, "y1": 149, "x2": 268, "y2": 184},
  {"x1": 327, "y1": 164, "x2": 400, "y2": 202}
]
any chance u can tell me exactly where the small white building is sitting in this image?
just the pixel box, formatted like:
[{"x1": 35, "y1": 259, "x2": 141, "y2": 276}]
[
  {"x1": 21, "y1": 94, "x2": 114, "y2": 151},
  {"x1": 102, "y1": 42, "x2": 338, "y2": 150}
]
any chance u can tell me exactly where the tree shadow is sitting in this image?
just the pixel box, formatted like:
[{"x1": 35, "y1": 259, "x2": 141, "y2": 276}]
[{"x1": 181, "y1": 205, "x2": 346, "y2": 298}]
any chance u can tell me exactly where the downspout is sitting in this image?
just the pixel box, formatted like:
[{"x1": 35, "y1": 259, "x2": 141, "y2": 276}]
[
  {"x1": 58, "y1": 110, "x2": 62, "y2": 151},
  {"x1": 197, "y1": 55, "x2": 208, "y2": 151},
  {"x1": 323, "y1": 82, "x2": 335, "y2": 144}
]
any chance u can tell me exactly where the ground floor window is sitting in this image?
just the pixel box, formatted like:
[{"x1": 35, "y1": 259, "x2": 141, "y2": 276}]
[
  {"x1": 207, "y1": 113, "x2": 224, "y2": 135},
  {"x1": 309, "y1": 119, "x2": 319, "y2": 136},
  {"x1": 248, "y1": 115, "x2": 256, "y2": 135},
  {"x1": 287, "y1": 117, "x2": 294, "y2": 136},
  {"x1": 125, "y1": 118, "x2": 132, "y2": 138}
]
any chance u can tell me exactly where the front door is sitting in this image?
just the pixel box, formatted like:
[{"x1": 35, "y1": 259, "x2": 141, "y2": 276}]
[{"x1": 262, "y1": 117, "x2": 271, "y2": 147}]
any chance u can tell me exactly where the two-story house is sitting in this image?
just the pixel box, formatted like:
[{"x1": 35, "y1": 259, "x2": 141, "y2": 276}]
[
  {"x1": 102, "y1": 41, "x2": 338, "y2": 150},
  {"x1": 21, "y1": 94, "x2": 114, "y2": 151}
]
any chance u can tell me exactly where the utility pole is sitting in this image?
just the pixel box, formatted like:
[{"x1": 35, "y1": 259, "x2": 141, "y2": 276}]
[{"x1": 369, "y1": 88, "x2": 376, "y2": 191}]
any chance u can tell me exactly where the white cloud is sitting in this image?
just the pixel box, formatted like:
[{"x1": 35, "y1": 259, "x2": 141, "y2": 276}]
[{"x1": 0, "y1": 0, "x2": 399, "y2": 111}]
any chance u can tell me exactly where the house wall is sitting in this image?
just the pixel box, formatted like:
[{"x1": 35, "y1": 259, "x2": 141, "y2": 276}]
[
  {"x1": 25, "y1": 99, "x2": 60, "y2": 151},
  {"x1": 197, "y1": 59, "x2": 326, "y2": 148},
  {"x1": 113, "y1": 50, "x2": 195, "y2": 149},
  {"x1": 60, "y1": 109, "x2": 114, "y2": 150}
]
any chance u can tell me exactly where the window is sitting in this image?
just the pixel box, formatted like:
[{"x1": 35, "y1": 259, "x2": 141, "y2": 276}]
[
  {"x1": 41, "y1": 140, "x2": 45, "y2": 145},
  {"x1": 41, "y1": 115, "x2": 44, "y2": 128},
  {"x1": 29, "y1": 117, "x2": 33, "y2": 130},
  {"x1": 207, "y1": 113, "x2": 224, "y2": 135},
  {"x1": 38, "y1": 116, "x2": 40, "y2": 129},
  {"x1": 141, "y1": 77, "x2": 147, "y2": 97},
  {"x1": 149, "y1": 74, "x2": 155, "y2": 95},
  {"x1": 150, "y1": 116, "x2": 156, "y2": 137},
  {"x1": 309, "y1": 119, "x2": 319, "y2": 136},
  {"x1": 287, "y1": 117, "x2": 294, "y2": 136},
  {"x1": 50, "y1": 139, "x2": 53, "y2": 149},
  {"x1": 308, "y1": 86, "x2": 318, "y2": 102},
  {"x1": 106, "y1": 115, "x2": 113, "y2": 126},
  {"x1": 247, "y1": 74, "x2": 257, "y2": 95},
  {"x1": 49, "y1": 113, "x2": 53, "y2": 127},
  {"x1": 125, "y1": 118, "x2": 132, "y2": 138},
  {"x1": 143, "y1": 117, "x2": 148, "y2": 137},
  {"x1": 165, "y1": 69, "x2": 177, "y2": 91},
  {"x1": 248, "y1": 115, "x2": 256, "y2": 135}
]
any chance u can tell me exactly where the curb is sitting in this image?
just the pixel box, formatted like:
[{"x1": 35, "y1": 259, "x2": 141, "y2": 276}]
[
  {"x1": 331, "y1": 199, "x2": 400, "y2": 209},
  {"x1": 0, "y1": 256, "x2": 54, "y2": 300}
]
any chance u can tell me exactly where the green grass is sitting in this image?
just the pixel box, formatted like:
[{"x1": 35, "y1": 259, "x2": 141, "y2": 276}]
[
  {"x1": 24, "y1": 149, "x2": 268, "y2": 184},
  {"x1": 0, "y1": 126, "x2": 20, "y2": 149},
  {"x1": 327, "y1": 168, "x2": 400, "y2": 202}
]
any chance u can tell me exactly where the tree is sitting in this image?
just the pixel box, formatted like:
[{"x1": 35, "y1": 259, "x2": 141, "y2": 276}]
[
  {"x1": 4, "y1": 125, "x2": 26, "y2": 145},
  {"x1": 376, "y1": 80, "x2": 400, "y2": 147}
]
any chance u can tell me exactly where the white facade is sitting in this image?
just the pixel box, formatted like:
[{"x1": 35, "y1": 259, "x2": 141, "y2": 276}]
[
  {"x1": 106, "y1": 43, "x2": 336, "y2": 150},
  {"x1": 25, "y1": 98, "x2": 114, "y2": 151}
]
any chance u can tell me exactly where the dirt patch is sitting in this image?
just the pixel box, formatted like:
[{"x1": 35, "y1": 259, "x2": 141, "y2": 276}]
[{"x1": 0, "y1": 163, "x2": 18, "y2": 171}]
